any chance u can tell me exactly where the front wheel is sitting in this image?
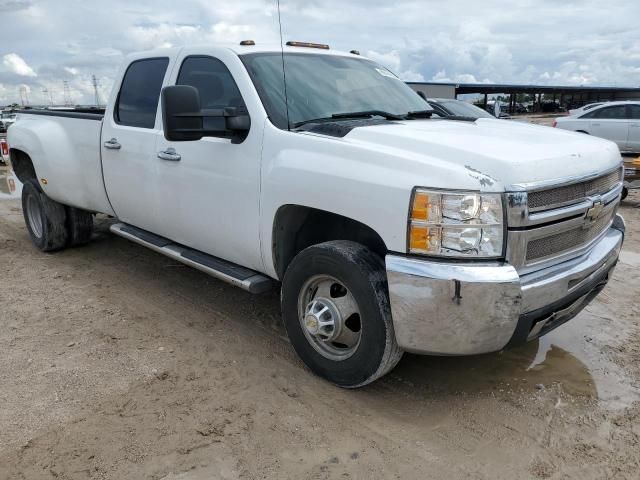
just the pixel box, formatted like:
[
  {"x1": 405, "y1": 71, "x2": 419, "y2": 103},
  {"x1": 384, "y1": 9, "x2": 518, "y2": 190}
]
[
  {"x1": 281, "y1": 241, "x2": 403, "y2": 388},
  {"x1": 621, "y1": 187, "x2": 628, "y2": 201}
]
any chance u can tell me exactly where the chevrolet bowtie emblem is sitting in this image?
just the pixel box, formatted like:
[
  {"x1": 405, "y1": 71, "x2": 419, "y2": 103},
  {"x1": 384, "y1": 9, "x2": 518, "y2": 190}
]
[{"x1": 585, "y1": 200, "x2": 604, "y2": 223}]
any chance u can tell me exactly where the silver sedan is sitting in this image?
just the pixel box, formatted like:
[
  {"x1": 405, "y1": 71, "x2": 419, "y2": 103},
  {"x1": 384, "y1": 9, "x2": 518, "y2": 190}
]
[{"x1": 554, "y1": 101, "x2": 640, "y2": 153}]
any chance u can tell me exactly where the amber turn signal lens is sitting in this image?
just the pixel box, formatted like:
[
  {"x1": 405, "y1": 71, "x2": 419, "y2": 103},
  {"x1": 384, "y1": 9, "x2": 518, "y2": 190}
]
[
  {"x1": 411, "y1": 191, "x2": 430, "y2": 221},
  {"x1": 409, "y1": 224, "x2": 438, "y2": 252}
]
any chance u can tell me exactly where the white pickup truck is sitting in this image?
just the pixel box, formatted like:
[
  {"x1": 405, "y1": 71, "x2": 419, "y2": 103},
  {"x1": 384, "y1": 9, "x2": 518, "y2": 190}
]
[{"x1": 7, "y1": 42, "x2": 626, "y2": 387}]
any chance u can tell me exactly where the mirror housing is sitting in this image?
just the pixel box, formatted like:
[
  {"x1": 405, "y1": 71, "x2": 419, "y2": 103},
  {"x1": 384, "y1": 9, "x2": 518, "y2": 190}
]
[
  {"x1": 162, "y1": 85, "x2": 203, "y2": 142},
  {"x1": 225, "y1": 108, "x2": 251, "y2": 132},
  {"x1": 162, "y1": 85, "x2": 251, "y2": 142}
]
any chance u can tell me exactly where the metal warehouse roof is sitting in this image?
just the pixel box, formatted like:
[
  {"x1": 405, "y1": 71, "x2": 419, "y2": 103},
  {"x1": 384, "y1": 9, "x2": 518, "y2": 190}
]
[{"x1": 407, "y1": 81, "x2": 640, "y2": 95}]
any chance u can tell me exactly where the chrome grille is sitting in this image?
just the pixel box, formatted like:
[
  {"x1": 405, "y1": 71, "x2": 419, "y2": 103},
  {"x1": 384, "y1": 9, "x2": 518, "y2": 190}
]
[
  {"x1": 526, "y1": 212, "x2": 613, "y2": 262},
  {"x1": 528, "y1": 170, "x2": 622, "y2": 212}
]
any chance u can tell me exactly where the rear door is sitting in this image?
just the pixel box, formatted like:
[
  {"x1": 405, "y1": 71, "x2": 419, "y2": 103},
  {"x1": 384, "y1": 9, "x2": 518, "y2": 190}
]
[
  {"x1": 627, "y1": 104, "x2": 640, "y2": 152},
  {"x1": 581, "y1": 104, "x2": 629, "y2": 149},
  {"x1": 101, "y1": 56, "x2": 172, "y2": 233}
]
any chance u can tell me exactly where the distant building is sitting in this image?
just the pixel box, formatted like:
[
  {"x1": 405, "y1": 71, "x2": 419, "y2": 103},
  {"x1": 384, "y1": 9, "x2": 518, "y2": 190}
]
[
  {"x1": 407, "y1": 82, "x2": 640, "y2": 112},
  {"x1": 408, "y1": 83, "x2": 456, "y2": 100}
]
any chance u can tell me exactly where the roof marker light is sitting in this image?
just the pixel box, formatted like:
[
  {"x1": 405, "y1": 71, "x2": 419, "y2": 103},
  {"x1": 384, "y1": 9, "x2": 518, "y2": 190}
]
[
  {"x1": 350, "y1": 50, "x2": 360, "y2": 55},
  {"x1": 286, "y1": 41, "x2": 330, "y2": 50},
  {"x1": 239, "y1": 40, "x2": 255, "y2": 46}
]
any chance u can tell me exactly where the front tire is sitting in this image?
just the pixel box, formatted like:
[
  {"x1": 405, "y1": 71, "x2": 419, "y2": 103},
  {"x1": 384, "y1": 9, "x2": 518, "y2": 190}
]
[
  {"x1": 281, "y1": 241, "x2": 403, "y2": 388},
  {"x1": 621, "y1": 187, "x2": 628, "y2": 201},
  {"x1": 21, "y1": 179, "x2": 68, "y2": 251}
]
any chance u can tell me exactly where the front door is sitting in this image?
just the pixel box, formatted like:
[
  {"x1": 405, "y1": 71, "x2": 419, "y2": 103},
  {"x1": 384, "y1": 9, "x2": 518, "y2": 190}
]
[
  {"x1": 101, "y1": 57, "x2": 172, "y2": 233},
  {"x1": 153, "y1": 51, "x2": 264, "y2": 272},
  {"x1": 585, "y1": 104, "x2": 629, "y2": 150}
]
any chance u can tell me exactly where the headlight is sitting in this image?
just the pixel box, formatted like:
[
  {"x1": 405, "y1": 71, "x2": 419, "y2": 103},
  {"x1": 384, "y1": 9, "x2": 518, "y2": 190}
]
[{"x1": 408, "y1": 189, "x2": 504, "y2": 258}]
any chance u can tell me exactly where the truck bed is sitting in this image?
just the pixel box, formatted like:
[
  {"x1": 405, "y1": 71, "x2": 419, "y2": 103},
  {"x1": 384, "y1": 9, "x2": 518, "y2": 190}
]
[{"x1": 10, "y1": 109, "x2": 114, "y2": 215}]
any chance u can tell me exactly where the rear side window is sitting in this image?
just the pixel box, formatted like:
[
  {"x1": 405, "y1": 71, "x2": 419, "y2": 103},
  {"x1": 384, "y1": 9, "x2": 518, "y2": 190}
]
[
  {"x1": 177, "y1": 56, "x2": 246, "y2": 132},
  {"x1": 629, "y1": 105, "x2": 640, "y2": 119},
  {"x1": 582, "y1": 105, "x2": 626, "y2": 119},
  {"x1": 116, "y1": 58, "x2": 169, "y2": 128}
]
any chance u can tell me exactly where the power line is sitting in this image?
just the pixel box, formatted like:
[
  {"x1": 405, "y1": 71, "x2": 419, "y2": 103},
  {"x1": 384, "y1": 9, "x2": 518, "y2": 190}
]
[
  {"x1": 63, "y1": 81, "x2": 72, "y2": 106},
  {"x1": 19, "y1": 86, "x2": 30, "y2": 106},
  {"x1": 91, "y1": 75, "x2": 101, "y2": 106},
  {"x1": 42, "y1": 87, "x2": 53, "y2": 105}
]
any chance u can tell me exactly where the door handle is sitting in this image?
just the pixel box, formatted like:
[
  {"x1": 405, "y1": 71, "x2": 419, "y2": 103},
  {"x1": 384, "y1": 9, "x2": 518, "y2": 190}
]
[
  {"x1": 157, "y1": 148, "x2": 181, "y2": 162},
  {"x1": 103, "y1": 138, "x2": 121, "y2": 150}
]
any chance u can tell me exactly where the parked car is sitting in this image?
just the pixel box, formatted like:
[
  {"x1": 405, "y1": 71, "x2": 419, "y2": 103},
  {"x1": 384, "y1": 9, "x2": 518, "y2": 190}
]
[
  {"x1": 484, "y1": 100, "x2": 512, "y2": 119},
  {"x1": 0, "y1": 169, "x2": 20, "y2": 199},
  {"x1": 540, "y1": 101, "x2": 561, "y2": 113},
  {"x1": 0, "y1": 111, "x2": 17, "y2": 133},
  {"x1": 514, "y1": 103, "x2": 528, "y2": 114},
  {"x1": 569, "y1": 102, "x2": 604, "y2": 117},
  {"x1": 0, "y1": 138, "x2": 8, "y2": 164},
  {"x1": 553, "y1": 101, "x2": 640, "y2": 153},
  {"x1": 427, "y1": 98, "x2": 496, "y2": 119},
  {"x1": 8, "y1": 42, "x2": 626, "y2": 387},
  {"x1": 622, "y1": 155, "x2": 640, "y2": 200}
]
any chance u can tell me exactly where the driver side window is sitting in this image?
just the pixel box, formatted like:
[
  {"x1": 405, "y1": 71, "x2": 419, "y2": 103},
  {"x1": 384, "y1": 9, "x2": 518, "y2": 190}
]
[{"x1": 176, "y1": 56, "x2": 246, "y2": 133}]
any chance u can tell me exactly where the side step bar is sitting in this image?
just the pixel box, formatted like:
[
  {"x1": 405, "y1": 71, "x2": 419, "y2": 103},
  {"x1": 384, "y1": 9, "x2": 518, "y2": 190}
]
[{"x1": 109, "y1": 223, "x2": 274, "y2": 294}]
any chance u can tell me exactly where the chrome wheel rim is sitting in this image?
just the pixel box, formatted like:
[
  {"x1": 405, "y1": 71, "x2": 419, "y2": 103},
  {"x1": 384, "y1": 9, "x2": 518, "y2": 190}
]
[
  {"x1": 297, "y1": 275, "x2": 362, "y2": 361},
  {"x1": 26, "y1": 194, "x2": 43, "y2": 238}
]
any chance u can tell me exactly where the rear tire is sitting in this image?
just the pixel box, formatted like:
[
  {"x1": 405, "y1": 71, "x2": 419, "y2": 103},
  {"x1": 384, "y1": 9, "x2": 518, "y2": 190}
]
[
  {"x1": 66, "y1": 206, "x2": 94, "y2": 246},
  {"x1": 281, "y1": 240, "x2": 403, "y2": 388},
  {"x1": 21, "y1": 179, "x2": 68, "y2": 251}
]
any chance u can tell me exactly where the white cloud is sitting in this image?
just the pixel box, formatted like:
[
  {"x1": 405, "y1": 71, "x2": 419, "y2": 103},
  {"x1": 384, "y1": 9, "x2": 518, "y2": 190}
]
[
  {"x1": 3, "y1": 53, "x2": 36, "y2": 77},
  {"x1": 366, "y1": 50, "x2": 402, "y2": 72},
  {"x1": 1, "y1": 0, "x2": 640, "y2": 105},
  {"x1": 366, "y1": 49, "x2": 424, "y2": 82}
]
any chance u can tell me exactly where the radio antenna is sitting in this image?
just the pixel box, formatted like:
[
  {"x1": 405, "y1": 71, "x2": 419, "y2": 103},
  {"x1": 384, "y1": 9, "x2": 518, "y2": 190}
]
[{"x1": 277, "y1": 0, "x2": 291, "y2": 130}]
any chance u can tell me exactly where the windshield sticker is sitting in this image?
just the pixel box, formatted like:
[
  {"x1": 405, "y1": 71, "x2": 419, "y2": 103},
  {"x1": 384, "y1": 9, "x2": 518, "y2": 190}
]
[{"x1": 375, "y1": 68, "x2": 400, "y2": 80}]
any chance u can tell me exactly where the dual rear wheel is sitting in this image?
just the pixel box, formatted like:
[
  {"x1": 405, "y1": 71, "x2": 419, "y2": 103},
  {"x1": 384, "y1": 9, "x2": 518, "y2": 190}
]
[{"x1": 21, "y1": 179, "x2": 93, "y2": 251}]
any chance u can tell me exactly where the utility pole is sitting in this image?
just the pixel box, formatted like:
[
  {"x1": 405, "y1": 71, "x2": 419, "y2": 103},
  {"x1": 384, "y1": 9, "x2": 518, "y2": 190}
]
[
  {"x1": 91, "y1": 75, "x2": 101, "y2": 106},
  {"x1": 42, "y1": 87, "x2": 53, "y2": 106},
  {"x1": 19, "y1": 86, "x2": 30, "y2": 106},
  {"x1": 63, "y1": 80, "x2": 72, "y2": 106}
]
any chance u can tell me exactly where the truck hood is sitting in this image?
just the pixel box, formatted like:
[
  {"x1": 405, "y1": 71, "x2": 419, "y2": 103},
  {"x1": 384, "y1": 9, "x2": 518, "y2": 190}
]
[{"x1": 343, "y1": 118, "x2": 622, "y2": 191}]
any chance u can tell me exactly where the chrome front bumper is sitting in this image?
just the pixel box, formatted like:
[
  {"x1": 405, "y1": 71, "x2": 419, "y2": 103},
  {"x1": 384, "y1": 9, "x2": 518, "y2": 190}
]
[{"x1": 385, "y1": 215, "x2": 625, "y2": 355}]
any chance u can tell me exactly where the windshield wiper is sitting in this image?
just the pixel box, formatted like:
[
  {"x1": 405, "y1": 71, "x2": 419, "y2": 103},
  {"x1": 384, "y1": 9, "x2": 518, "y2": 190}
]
[
  {"x1": 292, "y1": 110, "x2": 403, "y2": 129},
  {"x1": 331, "y1": 110, "x2": 404, "y2": 120},
  {"x1": 404, "y1": 109, "x2": 435, "y2": 119}
]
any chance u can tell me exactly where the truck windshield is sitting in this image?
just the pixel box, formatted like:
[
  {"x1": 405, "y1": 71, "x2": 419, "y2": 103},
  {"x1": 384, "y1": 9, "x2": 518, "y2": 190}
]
[{"x1": 241, "y1": 52, "x2": 431, "y2": 130}]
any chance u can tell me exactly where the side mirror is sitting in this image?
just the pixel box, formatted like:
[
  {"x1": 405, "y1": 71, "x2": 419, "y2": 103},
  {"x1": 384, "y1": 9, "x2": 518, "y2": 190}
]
[
  {"x1": 162, "y1": 85, "x2": 203, "y2": 142},
  {"x1": 162, "y1": 85, "x2": 251, "y2": 142},
  {"x1": 225, "y1": 107, "x2": 251, "y2": 133}
]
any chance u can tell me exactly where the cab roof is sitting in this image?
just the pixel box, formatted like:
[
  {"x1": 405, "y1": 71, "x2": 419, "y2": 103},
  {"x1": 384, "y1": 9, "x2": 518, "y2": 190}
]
[{"x1": 127, "y1": 43, "x2": 366, "y2": 62}]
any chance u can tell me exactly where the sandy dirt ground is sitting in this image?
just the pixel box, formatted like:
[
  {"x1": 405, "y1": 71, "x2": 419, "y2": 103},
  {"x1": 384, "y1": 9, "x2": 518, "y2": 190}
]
[{"x1": 1, "y1": 166, "x2": 639, "y2": 479}]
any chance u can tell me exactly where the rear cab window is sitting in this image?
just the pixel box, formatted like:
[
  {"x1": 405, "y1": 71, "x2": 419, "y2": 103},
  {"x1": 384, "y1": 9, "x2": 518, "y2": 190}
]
[{"x1": 115, "y1": 58, "x2": 170, "y2": 128}]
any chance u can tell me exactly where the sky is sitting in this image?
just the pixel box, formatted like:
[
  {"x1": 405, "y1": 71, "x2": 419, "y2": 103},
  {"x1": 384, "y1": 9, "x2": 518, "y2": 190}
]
[{"x1": 0, "y1": 0, "x2": 639, "y2": 105}]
